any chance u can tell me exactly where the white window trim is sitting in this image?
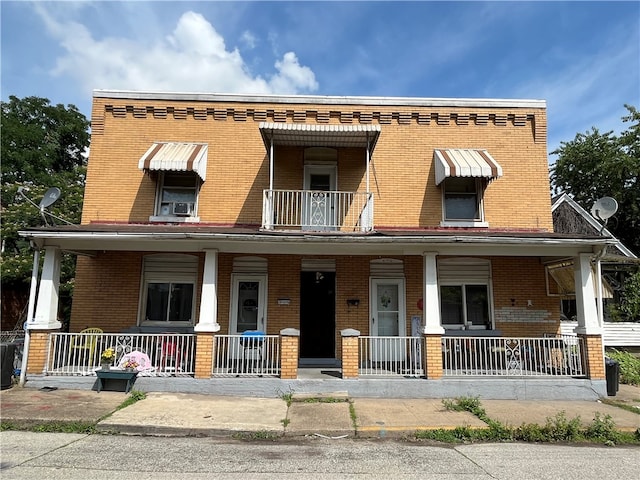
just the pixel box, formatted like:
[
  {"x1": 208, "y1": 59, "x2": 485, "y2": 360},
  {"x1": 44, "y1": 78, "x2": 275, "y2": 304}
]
[{"x1": 439, "y1": 178, "x2": 488, "y2": 227}]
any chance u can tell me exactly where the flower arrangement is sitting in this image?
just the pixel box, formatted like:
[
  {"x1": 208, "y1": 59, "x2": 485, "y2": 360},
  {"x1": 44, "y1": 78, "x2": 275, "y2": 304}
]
[
  {"x1": 101, "y1": 348, "x2": 116, "y2": 364},
  {"x1": 122, "y1": 360, "x2": 139, "y2": 370}
]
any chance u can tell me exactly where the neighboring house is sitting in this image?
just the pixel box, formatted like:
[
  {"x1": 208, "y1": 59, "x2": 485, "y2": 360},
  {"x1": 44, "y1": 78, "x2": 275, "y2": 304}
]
[
  {"x1": 19, "y1": 91, "x2": 613, "y2": 397},
  {"x1": 551, "y1": 193, "x2": 640, "y2": 346}
]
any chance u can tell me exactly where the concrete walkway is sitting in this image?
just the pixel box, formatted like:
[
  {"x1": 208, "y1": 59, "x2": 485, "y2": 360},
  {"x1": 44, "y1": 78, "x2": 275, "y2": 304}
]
[{"x1": 1, "y1": 384, "x2": 638, "y2": 438}]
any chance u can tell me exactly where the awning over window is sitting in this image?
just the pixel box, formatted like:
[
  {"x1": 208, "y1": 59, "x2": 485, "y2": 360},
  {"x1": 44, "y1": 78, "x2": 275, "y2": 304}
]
[
  {"x1": 259, "y1": 122, "x2": 380, "y2": 150},
  {"x1": 138, "y1": 142, "x2": 208, "y2": 181},
  {"x1": 433, "y1": 148, "x2": 502, "y2": 186}
]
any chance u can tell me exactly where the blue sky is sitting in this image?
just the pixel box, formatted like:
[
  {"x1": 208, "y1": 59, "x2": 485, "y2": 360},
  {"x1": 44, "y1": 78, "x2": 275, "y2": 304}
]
[{"x1": 2, "y1": 1, "x2": 638, "y2": 162}]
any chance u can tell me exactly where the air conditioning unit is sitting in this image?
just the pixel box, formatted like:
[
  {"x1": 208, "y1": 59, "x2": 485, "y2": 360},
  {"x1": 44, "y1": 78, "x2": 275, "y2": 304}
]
[{"x1": 172, "y1": 202, "x2": 194, "y2": 216}]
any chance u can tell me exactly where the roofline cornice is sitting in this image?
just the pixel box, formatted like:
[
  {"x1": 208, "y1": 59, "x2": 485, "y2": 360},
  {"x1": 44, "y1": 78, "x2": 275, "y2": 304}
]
[{"x1": 93, "y1": 89, "x2": 546, "y2": 110}]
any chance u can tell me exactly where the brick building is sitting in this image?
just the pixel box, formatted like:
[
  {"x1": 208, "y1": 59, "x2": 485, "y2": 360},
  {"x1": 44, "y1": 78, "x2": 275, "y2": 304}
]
[{"x1": 20, "y1": 91, "x2": 611, "y2": 396}]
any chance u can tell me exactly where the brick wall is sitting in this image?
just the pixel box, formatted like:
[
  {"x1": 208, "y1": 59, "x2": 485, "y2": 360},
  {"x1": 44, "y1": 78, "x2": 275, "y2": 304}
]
[{"x1": 84, "y1": 97, "x2": 551, "y2": 231}]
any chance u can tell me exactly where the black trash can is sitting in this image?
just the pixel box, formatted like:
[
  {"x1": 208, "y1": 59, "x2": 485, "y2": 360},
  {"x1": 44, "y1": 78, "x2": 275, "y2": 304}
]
[
  {"x1": 605, "y1": 358, "x2": 620, "y2": 396},
  {"x1": 1, "y1": 343, "x2": 17, "y2": 390}
]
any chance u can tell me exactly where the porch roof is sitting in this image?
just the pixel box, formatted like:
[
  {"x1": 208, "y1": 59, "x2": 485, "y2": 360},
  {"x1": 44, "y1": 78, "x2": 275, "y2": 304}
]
[
  {"x1": 259, "y1": 122, "x2": 381, "y2": 150},
  {"x1": 138, "y1": 142, "x2": 208, "y2": 181},
  {"x1": 433, "y1": 149, "x2": 503, "y2": 185},
  {"x1": 20, "y1": 223, "x2": 613, "y2": 258}
]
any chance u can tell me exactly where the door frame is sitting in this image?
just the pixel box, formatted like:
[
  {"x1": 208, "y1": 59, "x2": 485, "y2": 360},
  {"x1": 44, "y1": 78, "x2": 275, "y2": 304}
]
[
  {"x1": 303, "y1": 164, "x2": 337, "y2": 230},
  {"x1": 229, "y1": 274, "x2": 268, "y2": 334},
  {"x1": 369, "y1": 278, "x2": 406, "y2": 336}
]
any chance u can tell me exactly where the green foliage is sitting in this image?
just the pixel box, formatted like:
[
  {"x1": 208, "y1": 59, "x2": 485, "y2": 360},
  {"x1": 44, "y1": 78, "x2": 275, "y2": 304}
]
[
  {"x1": 0, "y1": 96, "x2": 89, "y2": 328},
  {"x1": 1, "y1": 421, "x2": 96, "y2": 434},
  {"x1": 551, "y1": 105, "x2": 640, "y2": 255},
  {"x1": 115, "y1": 389, "x2": 147, "y2": 411},
  {"x1": 618, "y1": 271, "x2": 640, "y2": 321},
  {"x1": 607, "y1": 349, "x2": 640, "y2": 385}
]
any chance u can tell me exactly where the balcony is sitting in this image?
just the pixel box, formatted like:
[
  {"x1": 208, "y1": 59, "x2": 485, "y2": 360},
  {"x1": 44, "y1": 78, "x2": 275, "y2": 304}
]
[{"x1": 262, "y1": 189, "x2": 374, "y2": 232}]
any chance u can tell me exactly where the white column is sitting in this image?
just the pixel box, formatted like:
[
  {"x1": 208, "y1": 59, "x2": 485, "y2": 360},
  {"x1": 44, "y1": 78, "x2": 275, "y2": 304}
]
[
  {"x1": 195, "y1": 249, "x2": 221, "y2": 332},
  {"x1": 573, "y1": 253, "x2": 602, "y2": 335},
  {"x1": 423, "y1": 252, "x2": 444, "y2": 334},
  {"x1": 32, "y1": 246, "x2": 62, "y2": 330}
]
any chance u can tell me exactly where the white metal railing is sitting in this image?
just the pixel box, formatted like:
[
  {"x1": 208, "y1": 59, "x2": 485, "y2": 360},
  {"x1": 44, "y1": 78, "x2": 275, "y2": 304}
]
[
  {"x1": 46, "y1": 332, "x2": 196, "y2": 377},
  {"x1": 262, "y1": 189, "x2": 373, "y2": 232},
  {"x1": 1, "y1": 330, "x2": 24, "y2": 343},
  {"x1": 442, "y1": 335, "x2": 586, "y2": 377},
  {"x1": 359, "y1": 336, "x2": 424, "y2": 377},
  {"x1": 213, "y1": 334, "x2": 280, "y2": 377}
]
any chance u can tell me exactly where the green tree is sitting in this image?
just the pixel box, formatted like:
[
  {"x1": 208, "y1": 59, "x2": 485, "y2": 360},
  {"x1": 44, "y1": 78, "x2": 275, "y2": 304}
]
[
  {"x1": 1, "y1": 96, "x2": 89, "y2": 329},
  {"x1": 551, "y1": 105, "x2": 640, "y2": 255}
]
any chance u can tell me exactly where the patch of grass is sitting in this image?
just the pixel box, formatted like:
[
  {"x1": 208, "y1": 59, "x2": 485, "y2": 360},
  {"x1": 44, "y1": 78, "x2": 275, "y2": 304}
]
[
  {"x1": 114, "y1": 389, "x2": 147, "y2": 412},
  {"x1": 601, "y1": 399, "x2": 640, "y2": 415},
  {"x1": 1, "y1": 421, "x2": 96, "y2": 434},
  {"x1": 280, "y1": 418, "x2": 290, "y2": 427},
  {"x1": 349, "y1": 401, "x2": 357, "y2": 431},
  {"x1": 232, "y1": 430, "x2": 280, "y2": 441},
  {"x1": 277, "y1": 388, "x2": 294, "y2": 407},
  {"x1": 607, "y1": 349, "x2": 640, "y2": 385},
  {"x1": 424, "y1": 396, "x2": 640, "y2": 445},
  {"x1": 301, "y1": 396, "x2": 345, "y2": 403}
]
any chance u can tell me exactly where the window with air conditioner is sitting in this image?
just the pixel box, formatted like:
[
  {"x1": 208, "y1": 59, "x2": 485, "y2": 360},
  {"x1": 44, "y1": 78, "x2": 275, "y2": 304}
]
[{"x1": 153, "y1": 172, "x2": 199, "y2": 220}]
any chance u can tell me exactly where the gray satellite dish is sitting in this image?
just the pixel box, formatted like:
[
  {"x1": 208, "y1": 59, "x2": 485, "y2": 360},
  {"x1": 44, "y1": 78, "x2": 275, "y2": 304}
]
[
  {"x1": 39, "y1": 187, "x2": 61, "y2": 210},
  {"x1": 591, "y1": 196, "x2": 618, "y2": 221}
]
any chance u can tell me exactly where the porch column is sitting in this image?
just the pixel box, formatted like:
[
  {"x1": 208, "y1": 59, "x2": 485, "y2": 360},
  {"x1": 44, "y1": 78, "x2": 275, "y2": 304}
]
[
  {"x1": 422, "y1": 253, "x2": 444, "y2": 379},
  {"x1": 195, "y1": 249, "x2": 221, "y2": 333},
  {"x1": 341, "y1": 329, "x2": 360, "y2": 379},
  {"x1": 32, "y1": 246, "x2": 62, "y2": 330},
  {"x1": 422, "y1": 252, "x2": 444, "y2": 335},
  {"x1": 573, "y1": 253, "x2": 601, "y2": 335},
  {"x1": 573, "y1": 253, "x2": 605, "y2": 381},
  {"x1": 194, "y1": 332, "x2": 215, "y2": 379},
  {"x1": 280, "y1": 328, "x2": 300, "y2": 379}
]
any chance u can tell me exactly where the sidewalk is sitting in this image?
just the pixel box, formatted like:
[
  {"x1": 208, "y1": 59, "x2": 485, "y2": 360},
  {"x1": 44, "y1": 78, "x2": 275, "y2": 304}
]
[{"x1": 1, "y1": 385, "x2": 638, "y2": 437}]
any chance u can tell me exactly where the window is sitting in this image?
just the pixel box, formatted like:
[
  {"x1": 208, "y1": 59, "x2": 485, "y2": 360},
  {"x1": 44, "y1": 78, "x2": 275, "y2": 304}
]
[
  {"x1": 440, "y1": 285, "x2": 490, "y2": 329},
  {"x1": 154, "y1": 172, "x2": 199, "y2": 219},
  {"x1": 438, "y1": 258, "x2": 493, "y2": 330},
  {"x1": 141, "y1": 254, "x2": 198, "y2": 325},
  {"x1": 443, "y1": 177, "x2": 482, "y2": 222}
]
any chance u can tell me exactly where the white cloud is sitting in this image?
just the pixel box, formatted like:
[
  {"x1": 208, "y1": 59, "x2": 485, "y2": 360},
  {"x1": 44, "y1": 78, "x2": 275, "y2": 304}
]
[
  {"x1": 34, "y1": 8, "x2": 318, "y2": 96},
  {"x1": 240, "y1": 31, "x2": 257, "y2": 50}
]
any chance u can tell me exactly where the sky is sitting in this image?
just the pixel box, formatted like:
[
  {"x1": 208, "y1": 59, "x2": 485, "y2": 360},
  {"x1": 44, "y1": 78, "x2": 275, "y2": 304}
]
[{"x1": 1, "y1": 1, "x2": 639, "y2": 162}]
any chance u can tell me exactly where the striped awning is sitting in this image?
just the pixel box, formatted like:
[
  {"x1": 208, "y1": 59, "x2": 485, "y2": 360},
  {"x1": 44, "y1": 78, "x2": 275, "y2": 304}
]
[
  {"x1": 433, "y1": 149, "x2": 502, "y2": 185},
  {"x1": 138, "y1": 142, "x2": 208, "y2": 181},
  {"x1": 259, "y1": 122, "x2": 380, "y2": 150}
]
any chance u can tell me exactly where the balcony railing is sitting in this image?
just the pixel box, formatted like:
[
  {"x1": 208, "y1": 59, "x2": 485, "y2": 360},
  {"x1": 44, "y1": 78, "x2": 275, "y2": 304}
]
[
  {"x1": 442, "y1": 335, "x2": 586, "y2": 377},
  {"x1": 212, "y1": 334, "x2": 281, "y2": 377},
  {"x1": 262, "y1": 189, "x2": 374, "y2": 232},
  {"x1": 45, "y1": 332, "x2": 196, "y2": 377},
  {"x1": 359, "y1": 336, "x2": 424, "y2": 377}
]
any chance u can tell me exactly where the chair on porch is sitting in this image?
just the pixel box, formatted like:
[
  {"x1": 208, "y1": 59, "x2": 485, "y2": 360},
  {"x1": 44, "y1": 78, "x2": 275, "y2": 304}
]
[{"x1": 71, "y1": 327, "x2": 103, "y2": 365}]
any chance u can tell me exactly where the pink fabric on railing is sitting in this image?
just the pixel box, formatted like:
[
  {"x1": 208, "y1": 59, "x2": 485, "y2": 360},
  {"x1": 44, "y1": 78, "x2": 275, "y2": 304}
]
[{"x1": 118, "y1": 350, "x2": 154, "y2": 372}]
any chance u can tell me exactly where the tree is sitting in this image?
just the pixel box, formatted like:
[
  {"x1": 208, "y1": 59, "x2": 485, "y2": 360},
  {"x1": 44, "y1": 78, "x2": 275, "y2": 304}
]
[
  {"x1": 0, "y1": 96, "x2": 90, "y2": 330},
  {"x1": 551, "y1": 105, "x2": 640, "y2": 255}
]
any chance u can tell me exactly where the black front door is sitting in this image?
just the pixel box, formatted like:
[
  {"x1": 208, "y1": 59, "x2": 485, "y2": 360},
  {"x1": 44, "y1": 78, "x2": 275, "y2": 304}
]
[{"x1": 300, "y1": 271, "x2": 336, "y2": 359}]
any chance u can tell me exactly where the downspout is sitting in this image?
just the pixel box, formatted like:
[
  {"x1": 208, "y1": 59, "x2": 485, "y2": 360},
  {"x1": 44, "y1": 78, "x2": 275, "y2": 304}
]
[
  {"x1": 365, "y1": 134, "x2": 371, "y2": 231},
  {"x1": 19, "y1": 244, "x2": 40, "y2": 387},
  {"x1": 269, "y1": 132, "x2": 274, "y2": 191},
  {"x1": 268, "y1": 133, "x2": 274, "y2": 229}
]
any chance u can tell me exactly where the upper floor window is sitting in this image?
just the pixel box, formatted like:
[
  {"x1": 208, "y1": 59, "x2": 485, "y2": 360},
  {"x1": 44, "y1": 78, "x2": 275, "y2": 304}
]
[
  {"x1": 443, "y1": 177, "x2": 482, "y2": 222},
  {"x1": 156, "y1": 172, "x2": 199, "y2": 218}
]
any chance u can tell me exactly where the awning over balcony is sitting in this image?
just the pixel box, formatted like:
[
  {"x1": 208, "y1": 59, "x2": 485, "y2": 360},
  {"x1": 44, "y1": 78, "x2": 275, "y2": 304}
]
[
  {"x1": 433, "y1": 148, "x2": 503, "y2": 185},
  {"x1": 138, "y1": 142, "x2": 208, "y2": 181},
  {"x1": 259, "y1": 122, "x2": 381, "y2": 150}
]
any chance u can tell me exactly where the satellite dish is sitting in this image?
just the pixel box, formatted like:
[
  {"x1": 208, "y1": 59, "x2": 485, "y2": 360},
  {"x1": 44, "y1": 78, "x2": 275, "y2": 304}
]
[
  {"x1": 39, "y1": 187, "x2": 61, "y2": 209},
  {"x1": 591, "y1": 196, "x2": 618, "y2": 221}
]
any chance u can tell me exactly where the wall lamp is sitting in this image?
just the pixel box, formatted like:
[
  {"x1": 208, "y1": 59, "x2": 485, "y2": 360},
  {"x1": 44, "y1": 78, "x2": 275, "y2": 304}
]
[{"x1": 347, "y1": 298, "x2": 360, "y2": 307}]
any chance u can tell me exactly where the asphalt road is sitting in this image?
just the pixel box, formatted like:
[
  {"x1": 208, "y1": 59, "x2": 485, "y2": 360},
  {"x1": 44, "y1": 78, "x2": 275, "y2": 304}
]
[{"x1": 1, "y1": 431, "x2": 639, "y2": 479}]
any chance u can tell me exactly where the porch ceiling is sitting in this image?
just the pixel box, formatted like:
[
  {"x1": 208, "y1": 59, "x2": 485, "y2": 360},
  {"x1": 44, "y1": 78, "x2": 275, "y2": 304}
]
[
  {"x1": 259, "y1": 122, "x2": 381, "y2": 150},
  {"x1": 20, "y1": 224, "x2": 613, "y2": 258}
]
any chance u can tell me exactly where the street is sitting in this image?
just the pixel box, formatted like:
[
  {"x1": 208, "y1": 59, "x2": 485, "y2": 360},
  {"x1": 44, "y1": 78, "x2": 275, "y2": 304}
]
[{"x1": 1, "y1": 431, "x2": 639, "y2": 479}]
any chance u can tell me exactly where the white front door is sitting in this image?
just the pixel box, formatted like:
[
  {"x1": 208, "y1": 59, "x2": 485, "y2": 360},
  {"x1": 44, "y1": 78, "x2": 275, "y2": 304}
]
[
  {"x1": 303, "y1": 165, "x2": 336, "y2": 230},
  {"x1": 370, "y1": 278, "x2": 406, "y2": 360}
]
